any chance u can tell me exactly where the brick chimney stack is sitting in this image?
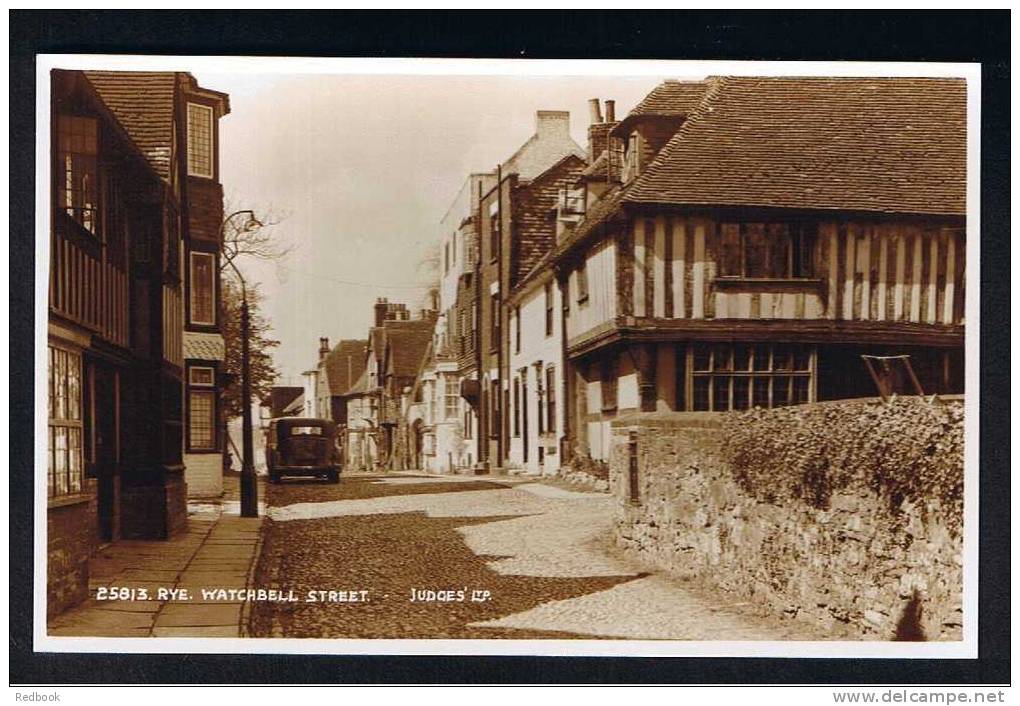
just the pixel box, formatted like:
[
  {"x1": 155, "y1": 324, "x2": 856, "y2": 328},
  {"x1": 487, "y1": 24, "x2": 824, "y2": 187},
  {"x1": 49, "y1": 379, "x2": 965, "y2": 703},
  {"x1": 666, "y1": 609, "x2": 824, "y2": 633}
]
[
  {"x1": 587, "y1": 98, "x2": 620, "y2": 164},
  {"x1": 374, "y1": 297, "x2": 389, "y2": 327},
  {"x1": 318, "y1": 337, "x2": 330, "y2": 361},
  {"x1": 535, "y1": 110, "x2": 570, "y2": 137}
]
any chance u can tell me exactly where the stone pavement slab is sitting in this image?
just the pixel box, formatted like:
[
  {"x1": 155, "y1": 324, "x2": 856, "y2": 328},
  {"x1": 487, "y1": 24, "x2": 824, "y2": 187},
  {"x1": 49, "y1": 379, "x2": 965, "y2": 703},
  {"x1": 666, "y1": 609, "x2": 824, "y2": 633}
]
[{"x1": 48, "y1": 494, "x2": 263, "y2": 639}]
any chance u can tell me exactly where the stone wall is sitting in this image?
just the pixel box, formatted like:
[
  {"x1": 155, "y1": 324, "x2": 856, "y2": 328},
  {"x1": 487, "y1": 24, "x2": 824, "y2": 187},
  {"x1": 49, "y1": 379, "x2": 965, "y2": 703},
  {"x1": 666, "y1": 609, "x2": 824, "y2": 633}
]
[
  {"x1": 46, "y1": 479, "x2": 98, "y2": 618},
  {"x1": 609, "y1": 411, "x2": 963, "y2": 640}
]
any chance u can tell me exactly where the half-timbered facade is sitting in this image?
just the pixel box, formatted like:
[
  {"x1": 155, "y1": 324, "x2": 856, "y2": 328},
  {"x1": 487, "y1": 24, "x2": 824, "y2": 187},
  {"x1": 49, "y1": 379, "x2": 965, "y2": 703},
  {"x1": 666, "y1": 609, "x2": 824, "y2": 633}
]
[
  {"x1": 553, "y1": 77, "x2": 967, "y2": 462},
  {"x1": 47, "y1": 70, "x2": 230, "y2": 617}
]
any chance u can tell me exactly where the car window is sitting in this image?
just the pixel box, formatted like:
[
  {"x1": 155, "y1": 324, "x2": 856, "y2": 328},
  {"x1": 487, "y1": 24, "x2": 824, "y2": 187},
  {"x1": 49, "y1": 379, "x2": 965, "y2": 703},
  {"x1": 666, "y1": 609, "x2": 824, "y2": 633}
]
[{"x1": 289, "y1": 426, "x2": 324, "y2": 436}]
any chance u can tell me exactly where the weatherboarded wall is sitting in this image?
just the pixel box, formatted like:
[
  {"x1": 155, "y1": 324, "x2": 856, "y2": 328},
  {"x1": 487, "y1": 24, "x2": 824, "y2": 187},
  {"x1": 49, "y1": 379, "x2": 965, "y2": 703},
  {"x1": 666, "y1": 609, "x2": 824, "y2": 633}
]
[{"x1": 609, "y1": 405, "x2": 963, "y2": 640}]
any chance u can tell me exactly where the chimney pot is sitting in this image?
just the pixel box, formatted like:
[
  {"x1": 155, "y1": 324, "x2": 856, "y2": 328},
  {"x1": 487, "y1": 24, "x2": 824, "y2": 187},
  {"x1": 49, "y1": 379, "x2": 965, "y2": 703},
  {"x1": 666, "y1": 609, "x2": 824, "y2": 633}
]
[
  {"x1": 605, "y1": 99, "x2": 616, "y2": 123},
  {"x1": 318, "y1": 337, "x2": 330, "y2": 361},
  {"x1": 588, "y1": 99, "x2": 603, "y2": 124}
]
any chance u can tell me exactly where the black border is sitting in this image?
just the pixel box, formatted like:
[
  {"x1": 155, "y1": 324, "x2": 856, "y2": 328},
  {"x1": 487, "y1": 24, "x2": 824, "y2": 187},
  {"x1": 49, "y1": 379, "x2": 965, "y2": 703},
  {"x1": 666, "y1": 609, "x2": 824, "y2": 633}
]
[{"x1": 9, "y1": 10, "x2": 1010, "y2": 685}]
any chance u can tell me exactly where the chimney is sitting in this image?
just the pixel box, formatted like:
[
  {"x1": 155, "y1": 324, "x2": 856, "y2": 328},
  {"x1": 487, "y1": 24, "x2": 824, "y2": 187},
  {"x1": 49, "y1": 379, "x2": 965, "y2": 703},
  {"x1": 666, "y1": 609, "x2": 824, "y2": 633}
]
[
  {"x1": 318, "y1": 337, "x2": 330, "y2": 361},
  {"x1": 587, "y1": 97, "x2": 619, "y2": 166},
  {"x1": 374, "y1": 297, "x2": 389, "y2": 327},
  {"x1": 535, "y1": 110, "x2": 570, "y2": 137}
]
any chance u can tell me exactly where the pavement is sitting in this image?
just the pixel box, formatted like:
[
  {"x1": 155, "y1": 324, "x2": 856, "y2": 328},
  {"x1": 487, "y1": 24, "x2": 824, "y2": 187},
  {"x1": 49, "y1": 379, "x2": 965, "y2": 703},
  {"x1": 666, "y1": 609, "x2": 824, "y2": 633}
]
[
  {"x1": 47, "y1": 477, "x2": 263, "y2": 638},
  {"x1": 251, "y1": 472, "x2": 819, "y2": 640}
]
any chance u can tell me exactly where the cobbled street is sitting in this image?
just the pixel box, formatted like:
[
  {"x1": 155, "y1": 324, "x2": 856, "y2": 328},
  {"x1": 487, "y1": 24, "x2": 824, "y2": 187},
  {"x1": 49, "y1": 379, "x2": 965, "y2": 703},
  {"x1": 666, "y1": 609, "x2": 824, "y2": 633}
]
[{"x1": 250, "y1": 473, "x2": 819, "y2": 640}]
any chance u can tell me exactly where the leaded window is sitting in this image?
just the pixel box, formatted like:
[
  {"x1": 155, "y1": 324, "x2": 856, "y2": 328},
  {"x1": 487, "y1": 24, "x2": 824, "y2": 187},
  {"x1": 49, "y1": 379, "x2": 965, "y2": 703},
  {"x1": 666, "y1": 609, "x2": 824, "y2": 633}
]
[
  {"x1": 57, "y1": 115, "x2": 99, "y2": 235},
  {"x1": 187, "y1": 103, "x2": 214, "y2": 178},
  {"x1": 690, "y1": 343, "x2": 813, "y2": 412},
  {"x1": 48, "y1": 345, "x2": 83, "y2": 497}
]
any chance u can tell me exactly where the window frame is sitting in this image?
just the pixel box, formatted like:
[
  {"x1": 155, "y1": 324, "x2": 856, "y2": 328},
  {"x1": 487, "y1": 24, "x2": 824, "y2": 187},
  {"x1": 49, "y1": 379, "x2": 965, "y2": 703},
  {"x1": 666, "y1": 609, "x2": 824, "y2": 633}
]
[
  {"x1": 56, "y1": 114, "x2": 100, "y2": 238},
  {"x1": 47, "y1": 344, "x2": 84, "y2": 499},
  {"x1": 717, "y1": 221, "x2": 818, "y2": 281},
  {"x1": 189, "y1": 250, "x2": 217, "y2": 326},
  {"x1": 544, "y1": 281, "x2": 554, "y2": 337},
  {"x1": 545, "y1": 365, "x2": 556, "y2": 435},
  {"x1": 186, "y1": 102, "x2": 215, "y2": 179},
  {"x1": 187, "y1": 386, "x2": 218, "y2": 452},
  {"x1": 688, "y1": 342, "x2": 815, "y2": 412}
]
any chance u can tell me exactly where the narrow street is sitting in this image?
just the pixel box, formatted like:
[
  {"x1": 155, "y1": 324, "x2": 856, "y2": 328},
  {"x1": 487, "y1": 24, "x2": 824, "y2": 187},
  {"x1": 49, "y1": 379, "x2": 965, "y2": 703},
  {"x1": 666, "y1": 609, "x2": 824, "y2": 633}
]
[{"x1": 250, "y1": 473, "x2": 815, "y2": 640}]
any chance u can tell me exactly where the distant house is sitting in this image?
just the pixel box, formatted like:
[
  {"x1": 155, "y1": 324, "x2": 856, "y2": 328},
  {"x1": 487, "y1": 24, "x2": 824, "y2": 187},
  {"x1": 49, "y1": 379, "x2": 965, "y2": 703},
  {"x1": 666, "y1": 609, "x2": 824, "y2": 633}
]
[
  {"x1": 269, "y1": 386, "x2": 303, "y2": 418},
  {"x1": 552, "y1": 77, "x2": 966, "y2": 463},
  {"x1": 381, "y1": 317, "x2": 436, "y2": 471},
  {"x1": 313, "y1": 337, "x2": 368, "y2": 424}
]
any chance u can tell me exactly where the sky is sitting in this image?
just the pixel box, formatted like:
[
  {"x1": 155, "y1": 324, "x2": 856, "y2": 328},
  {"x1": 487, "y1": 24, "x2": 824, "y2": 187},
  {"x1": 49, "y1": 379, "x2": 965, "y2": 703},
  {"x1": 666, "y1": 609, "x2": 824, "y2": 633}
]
[{"x1": 191, "y1": 70, "x2": 681, "y2": 385}]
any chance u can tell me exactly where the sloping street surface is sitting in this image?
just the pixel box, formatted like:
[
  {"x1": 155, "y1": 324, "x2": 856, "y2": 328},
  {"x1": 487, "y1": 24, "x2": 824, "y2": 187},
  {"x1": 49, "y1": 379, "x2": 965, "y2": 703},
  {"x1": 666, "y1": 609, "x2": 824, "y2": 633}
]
[{"x1": 250, "y1": 473, "x2": 817, "y2": 640}]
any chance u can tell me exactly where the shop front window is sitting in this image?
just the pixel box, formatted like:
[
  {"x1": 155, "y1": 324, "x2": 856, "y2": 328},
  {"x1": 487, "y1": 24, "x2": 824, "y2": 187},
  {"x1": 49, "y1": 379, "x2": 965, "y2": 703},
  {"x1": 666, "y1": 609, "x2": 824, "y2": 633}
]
[
  {"x1": 48, "y1": 345, "x2": 83, "y2": 497},
  {"x1": 690, "y1": 342, "x2": 813, "y2": 412}
]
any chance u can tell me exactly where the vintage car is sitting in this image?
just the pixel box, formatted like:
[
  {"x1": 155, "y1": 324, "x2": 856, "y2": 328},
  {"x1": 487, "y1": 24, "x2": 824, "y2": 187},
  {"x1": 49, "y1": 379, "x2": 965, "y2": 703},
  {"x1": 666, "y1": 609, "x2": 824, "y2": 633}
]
[{"x1": 265, "y1": 417, "x2": 341, "y2": 483}]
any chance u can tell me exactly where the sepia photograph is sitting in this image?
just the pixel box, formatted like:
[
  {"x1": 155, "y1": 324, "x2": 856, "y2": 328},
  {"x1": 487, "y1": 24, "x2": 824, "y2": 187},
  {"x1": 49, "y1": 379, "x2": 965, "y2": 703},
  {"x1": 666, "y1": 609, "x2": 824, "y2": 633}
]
[{"x1": 31, "y1": 54, "x2": 981, "y2": 659}]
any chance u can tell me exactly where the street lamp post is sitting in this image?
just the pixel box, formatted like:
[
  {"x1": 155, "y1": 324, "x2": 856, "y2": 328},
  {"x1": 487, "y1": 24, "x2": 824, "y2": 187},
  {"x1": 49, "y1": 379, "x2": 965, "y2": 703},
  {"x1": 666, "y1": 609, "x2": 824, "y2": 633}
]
[{"x1": 222, "y1": 210, "x2": 263, "y2": 518}]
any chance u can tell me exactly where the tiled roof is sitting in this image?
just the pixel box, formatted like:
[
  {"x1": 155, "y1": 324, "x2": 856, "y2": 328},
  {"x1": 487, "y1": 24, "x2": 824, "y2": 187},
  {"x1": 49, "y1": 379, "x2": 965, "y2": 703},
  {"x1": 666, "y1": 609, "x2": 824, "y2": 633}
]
[
  {"x1": 551, "y1": 185, "x2": 627, "y2": 260},
  {"x1": 579, "y1": 149, "x2": 621, "y2": 182},
  {"x1": 625, "y1": 76, "x2": 967, "y2": 216},
  {"x1": 183, "y1": 332, "x2": 226, "y2": 361},
  {"x1": 610, "y1": 79, "x2": 709, "y2": 136},
  {"x1": 320, "y1": 339, "x2": 368, "y2": 396},
  {"x1": 83, "y1": 71, "x2": 178, "y2": 180},
  {"x1": 384, "y1": 320, "x2": 435, "y2": 380},
  {"x1": 342, "y1": 368, "x2": 371, "y2": 399}
]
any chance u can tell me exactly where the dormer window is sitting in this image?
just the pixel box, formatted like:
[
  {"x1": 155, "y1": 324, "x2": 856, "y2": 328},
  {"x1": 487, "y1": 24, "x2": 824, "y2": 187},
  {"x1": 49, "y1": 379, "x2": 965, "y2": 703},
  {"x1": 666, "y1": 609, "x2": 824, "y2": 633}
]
[
  {"x1": 186, "y1": 102, "x2": 214, "y2": 178},
  {"x1": 621, "y1": 131, "x2": 644, "y2": 183}
]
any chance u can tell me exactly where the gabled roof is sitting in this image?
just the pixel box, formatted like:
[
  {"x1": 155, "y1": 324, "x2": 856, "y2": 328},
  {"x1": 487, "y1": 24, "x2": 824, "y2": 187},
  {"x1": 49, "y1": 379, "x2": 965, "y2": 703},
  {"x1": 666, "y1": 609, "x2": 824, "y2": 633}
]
[
  {"x1": 83, "y1": 71, "x2": 178, "y2": 180},
  {"x1": 625, "y1": 76, "x2": 966, "y2": 216},
  {"x1": 320, "y1": 339, "x2": 368, "y2": 397},
  {"x1": 610, "y1": 79, "x2": 710, "y2": 137},
  {"x1": 341, "y1": 368, "x2": 371, "y2": 399},
  {"x1": 383, "y1": 320, "x2": 435, "y2": 380}
]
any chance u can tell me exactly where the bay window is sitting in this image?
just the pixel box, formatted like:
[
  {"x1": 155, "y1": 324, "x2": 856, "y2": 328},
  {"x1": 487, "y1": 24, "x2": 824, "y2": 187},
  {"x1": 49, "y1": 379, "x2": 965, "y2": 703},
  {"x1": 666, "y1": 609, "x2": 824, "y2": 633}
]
[{"x1": 186, "y1": 102, "x2": 214, "y2": 178}]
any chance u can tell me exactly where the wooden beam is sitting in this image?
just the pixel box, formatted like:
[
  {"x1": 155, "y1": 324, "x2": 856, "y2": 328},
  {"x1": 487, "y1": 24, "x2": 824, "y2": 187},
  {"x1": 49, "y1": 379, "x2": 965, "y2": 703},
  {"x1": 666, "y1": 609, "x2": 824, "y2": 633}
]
[
  {"x1": 653, "y1": 216, "x2": 665, "y2": 318},
  {"x1": 692, "y1": 221, "x2": 705, "y2": 319},
  {"x1": 943, "y1": 229, "x2": 956, "y2": 325},
  {"x1": 843, "y1": 224, "x2": 856, "y2": 320},
  {"x1": 824, "y1": 222, "x2": 838, "y2": 319},
  {"x1": 910, "y1": 229, "x2": 923, "y2": 322},
  {"x1": 927, "y1": 233, "x2": 939, "y2": 323},
  {"x1": 859, "y1": 226, "x2": 871, "y2": 321},
  {"x1": 877, "y1": 228, "x2": 888, "y2": 322},
  {"x1": 671, "y1": 217, "x2": 685, "y2": 319},
  {"x1": 633, "y1": 219, "x2": 646, "y2": 318}
]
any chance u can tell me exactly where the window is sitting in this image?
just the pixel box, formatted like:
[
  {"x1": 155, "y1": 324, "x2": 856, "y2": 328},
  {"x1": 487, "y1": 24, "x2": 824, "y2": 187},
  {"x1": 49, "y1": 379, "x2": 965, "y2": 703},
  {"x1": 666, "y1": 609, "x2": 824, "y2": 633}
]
[
  {"x1": 514, "y1": 306, "x2": 521, "y2": 353},
  {"x1": 463, "y1": 406, "x2": 474, "y2": 440},
  {"x1": 57, "y1": 115, "x2": 99, "y2": 235},
  {"x1": 513, "y1": 376, "x2": 521, "y2": 437},
  {"x1": 187, "y1": 103, "x2": 214, "y2": 178},
  {"x1": 189, "y1": 366, "x2": 215, "y2": 386},
  {"x1": 489, "y1": 380, "x2": 500, "y2": 438},
  {"x1": 718, "y1": 222, "x2": 817, "y2": 279},
  {"x1": 544, "y1": 281, "x2": 554, "y2": 336},
  {"x1": 545, "y1": 366, "x2": 556, "y2": 434},
  {"x1": 690, "y1": 343, "x2": 813, "y2": 412},
  {"x1": 188, "y1": 389, "x2": 216, "y2": 450},
  {"x1": 490, "y1": 293, "x2": 500, "y2": 352},
  {"x1": 189, "y1": 251, "x2": 216, "y2": 325},
  {"x1": 444, "y1": 374, "x2": 460, "y2": 420},
  {"x1": 600, "y1": 356, "x2": 617, "y2": 412},
  {"x1": 48, "y1": 345, "x2": 83, "y2": 497},
  {"x1": 576, "y1": 262, "x2": 589, "y2": 304},
  {"x1": 489, "y1": 202, "x2": 500, "y2": 262}
]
